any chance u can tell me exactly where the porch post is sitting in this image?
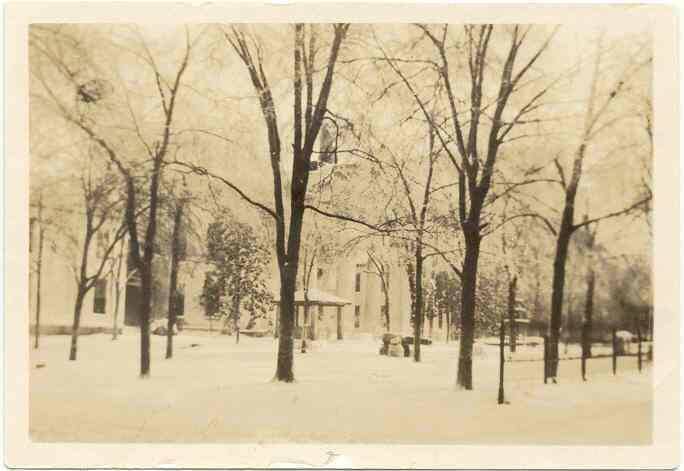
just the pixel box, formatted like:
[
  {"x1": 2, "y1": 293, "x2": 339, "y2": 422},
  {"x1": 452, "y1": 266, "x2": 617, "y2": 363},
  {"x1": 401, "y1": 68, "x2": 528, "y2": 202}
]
[
  {"x1": 336, "y1": 305, "x2": 343, "y2": 340},
  {"x1": 310, "y1": 304, "x2": 317, "y2": 340}
]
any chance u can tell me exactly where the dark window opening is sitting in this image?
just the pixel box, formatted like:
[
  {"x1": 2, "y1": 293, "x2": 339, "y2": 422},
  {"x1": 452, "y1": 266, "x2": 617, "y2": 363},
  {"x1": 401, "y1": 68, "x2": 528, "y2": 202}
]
[
  {"x1": 93, "y1": 278, "x2": 107, "y2": 314},
  {"x1": 173, "y1": 289, "x2": 185, "y2": 318},
  {"x1": 355, "y1": 273, "x2": 361, "y2": 292},
  {"x1": 354, "y1": 305, "x2": 361, "y2": 328}
]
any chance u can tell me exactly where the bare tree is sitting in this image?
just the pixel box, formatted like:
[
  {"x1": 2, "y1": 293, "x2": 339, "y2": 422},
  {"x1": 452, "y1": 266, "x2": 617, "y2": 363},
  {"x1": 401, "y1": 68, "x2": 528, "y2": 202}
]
[
  {"x1": 542, "y1": 36, "x2": 652, "y2": 378},
  {"x1": 68, "y1": 163, "x2": 127, "y2": 361},
  {"x1": 389, "y1": 125, "x2": 440, "y2": 362},
  {"x1": 179, "y1": 24, "x2": 350, "y2": 381},
  {"x1": 501, "y1": 223, "x2": 523, "y2": 353},
  {"x1": 165, "y1": 191, "x2": 187, "y2": 359},
  {"x1": 580, "y1": 219, "x2": 599, "y2": 358},
  {"x1": 30, "y1": 25, "x2": 194, "y2": 376},
  {"x1": 31, "y1": 192, "x2": 46, "y2": 349},
  {"x1": 381, "y1": 25, "x2": 557, "y2": 388}
]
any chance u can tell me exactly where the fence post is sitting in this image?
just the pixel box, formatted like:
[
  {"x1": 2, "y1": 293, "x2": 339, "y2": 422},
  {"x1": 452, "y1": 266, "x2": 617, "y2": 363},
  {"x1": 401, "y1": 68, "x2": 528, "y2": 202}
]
[
  {"x1": 611, "y1": 327, "x2": 617, "y2": 376},
  {"x1": 581, "y1": 322, "x2": 587, "y2": 382},
  {"x1": 498, "y1": 319, "x2": 505, "y2": 404},
  {"x1": 637, "y1": 324, "x2": 642, "y2": 373},
  {"x1": 543, "y1": 334, "x2": 548, "y2": 384}
]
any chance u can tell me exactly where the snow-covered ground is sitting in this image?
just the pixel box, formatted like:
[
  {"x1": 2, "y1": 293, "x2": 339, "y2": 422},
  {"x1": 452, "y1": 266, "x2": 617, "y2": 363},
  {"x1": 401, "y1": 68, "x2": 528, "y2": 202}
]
[{"x1": 29, "y1": 331, "x2": 652, "y2": 444}]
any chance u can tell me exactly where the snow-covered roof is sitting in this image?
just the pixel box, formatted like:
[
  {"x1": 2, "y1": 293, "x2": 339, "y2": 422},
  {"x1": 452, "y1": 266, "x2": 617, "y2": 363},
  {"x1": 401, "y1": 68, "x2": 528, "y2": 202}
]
[{"x1": 272, "y1": 288, "x2": 352, "y2": 307}]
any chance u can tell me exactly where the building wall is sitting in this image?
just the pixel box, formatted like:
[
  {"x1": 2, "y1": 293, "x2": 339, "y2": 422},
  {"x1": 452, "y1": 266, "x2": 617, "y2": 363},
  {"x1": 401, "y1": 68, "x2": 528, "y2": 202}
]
[
  {"x1": 389, "y1": 259, "x2": 414, "y2": 335},
  {"x1": 315, "y1": 249, "x2": 413, "y2": 338},
  {"x1": 29, "y1": 216, "x2": 447, "y2": 342},
  {"x1": 28, "y1": 219, "x2": 128, "y2": 332}
]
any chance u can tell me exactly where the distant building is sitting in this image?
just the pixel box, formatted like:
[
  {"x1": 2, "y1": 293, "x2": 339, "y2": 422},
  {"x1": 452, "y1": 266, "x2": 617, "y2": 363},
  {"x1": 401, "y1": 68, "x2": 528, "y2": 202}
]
[
  {"x1": 28, "y1": 205, "x2": 129, "y2": 335},
  {"x1": 318, "y1": 122, "x2": 337, "y2": 166},
  {"x1": 29, "y1": 155, "x2": 448, "y2": 341}
]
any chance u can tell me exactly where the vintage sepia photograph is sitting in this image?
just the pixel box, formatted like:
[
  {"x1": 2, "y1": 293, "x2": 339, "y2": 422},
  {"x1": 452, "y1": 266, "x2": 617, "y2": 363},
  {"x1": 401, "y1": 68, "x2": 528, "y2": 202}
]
[{"x1": 5, "y1": 2, "x2": 679, "y2": 468}]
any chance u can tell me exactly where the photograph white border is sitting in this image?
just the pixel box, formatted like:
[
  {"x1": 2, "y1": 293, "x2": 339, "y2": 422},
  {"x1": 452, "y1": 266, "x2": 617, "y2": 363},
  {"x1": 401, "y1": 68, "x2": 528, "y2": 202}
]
[{"x1": 4, "y1": 3, "x2": 679, "y2": 468}]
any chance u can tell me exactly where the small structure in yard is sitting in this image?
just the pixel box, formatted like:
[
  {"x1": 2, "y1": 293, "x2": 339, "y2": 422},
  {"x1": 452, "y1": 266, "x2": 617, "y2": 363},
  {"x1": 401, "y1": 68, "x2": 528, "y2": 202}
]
[
  {"x1": 379, "y1": 333, "x2": 415, "y2": 358},
  {"x1": 615, "y1": 330, "x2": 636, "y2": 354},
  {"x1": 151, "y1": 319, "x2": 178, "y2": 336},
  {"x1": 499, "y1": 305, "x2": 546, "y2": 346},
  {"x1": 272, "y1": 288, "x2": 352, "y2": 341},
  {"x1": 388, "y1": 335, "x2": 404, "y2": 357}
]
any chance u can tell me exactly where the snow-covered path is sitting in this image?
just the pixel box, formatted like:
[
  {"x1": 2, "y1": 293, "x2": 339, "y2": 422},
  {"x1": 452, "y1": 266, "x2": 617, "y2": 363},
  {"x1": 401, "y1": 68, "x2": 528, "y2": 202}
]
[{"x1": 29, "y1": 332, "x2": 651, "y2": 444}]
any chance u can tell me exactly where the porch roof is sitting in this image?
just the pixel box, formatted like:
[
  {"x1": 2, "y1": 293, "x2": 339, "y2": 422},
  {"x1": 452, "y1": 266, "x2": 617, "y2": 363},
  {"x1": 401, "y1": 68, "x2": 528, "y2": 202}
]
[{"x1": 272, "y1": 288, "x2": 352, "y2": 307}]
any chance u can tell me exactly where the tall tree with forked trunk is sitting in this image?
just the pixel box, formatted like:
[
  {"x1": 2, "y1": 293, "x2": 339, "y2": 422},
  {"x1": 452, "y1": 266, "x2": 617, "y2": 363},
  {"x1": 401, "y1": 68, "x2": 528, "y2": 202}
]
[
  {"x1": 381, "y1": 25, "x2": 558, "y2": 389},
  {"x1": 182, "y1": 24, "x2": 350, "y2": 381}
]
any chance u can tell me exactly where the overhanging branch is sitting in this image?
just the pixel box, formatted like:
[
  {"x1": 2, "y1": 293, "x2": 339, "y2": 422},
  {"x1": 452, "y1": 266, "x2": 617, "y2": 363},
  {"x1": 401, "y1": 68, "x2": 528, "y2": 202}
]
[
  {"x1": 303, "y1": 204, "x2": 397, "y2": 234},
  {"x1": 169, "y1": 160, "x2": 278, "y2": 220},
  {"x1": 572, "y1": 196, "x2": 651, "y2": 232}
]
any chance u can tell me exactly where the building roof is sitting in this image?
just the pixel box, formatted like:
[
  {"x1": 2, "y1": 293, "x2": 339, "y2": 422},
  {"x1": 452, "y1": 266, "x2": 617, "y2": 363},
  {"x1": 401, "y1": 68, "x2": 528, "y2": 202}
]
[{"x1": 272, "y1": 288, "x2": 352, "y2": 307}]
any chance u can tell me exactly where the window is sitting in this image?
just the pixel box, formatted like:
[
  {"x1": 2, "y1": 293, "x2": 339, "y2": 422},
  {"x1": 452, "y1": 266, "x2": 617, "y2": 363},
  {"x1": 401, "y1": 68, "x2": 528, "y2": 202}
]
[
  {"x1": 354, "y1": 305, "x2": 361, "y2": 328},
  {"x1": 318, "y1": 304, "x2": 324, "y2": 321},
  {"x1": 172, "y1": 288, "x2": 185, "y2": 318},
  {"x1": 355, "y1": 273, "x2": 361, "y2": 292},
  {"x1": 317, "y1": 268, "x2": 324, "y2": 280},
  {"x1": 93, "y1": 278, "x2": 107, "y2": 314}
]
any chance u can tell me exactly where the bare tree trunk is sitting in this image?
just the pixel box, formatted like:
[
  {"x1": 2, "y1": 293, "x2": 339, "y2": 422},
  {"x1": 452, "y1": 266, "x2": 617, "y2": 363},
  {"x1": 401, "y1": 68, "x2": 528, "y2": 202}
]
[
  {"x1": 381, "y1": 269, "x2": 390, "y2": 332},
  {"x1": 34, "y1": 225, "x2": 45, "y2": 350},
  {"x1": 457, "y1": 232, "x2": 480, "y2": 389},
  {"x1": 406, "y1": 261, "x2": 416, "y2": 329},
  {"x1": 234, "y1": 281, "x2": 242, "y2": 344},
  {"x1": 139, "y1": 262, "x2": 153, "y2": 377},
  {"x1": 384, "y1": 298, "x2": 391, "y2": 333},
  {"x1": 549, "y1": 229, "x2": 572, "y2": 378},
  {"x1": 275, "y1": 267, "x2": 296, "y2": 382},
  {"x1": 166, "y1": 202, "x2": 183, "y2": 359},
  {"x1": 139, "y1": 155, "x2": 163, "y2": 377},
  {"x1": 413, "y1": 244, "x2": 424, "y2": 362},
  {"x1": 68, "y1": 289, "x2": 86, "y2": 361},
  {"x1": 507, "y1": 275, "x2": 518, "y2": 353},
  {"x1": 584, "y1": 269, "x2": 595, "y2": 358},
  {"x1": 112, "y1": 240, "x2": 125, "y2": 340},
  {"x1": 69, "y1": 207, "x2": 94, "y2": 361},
  {"x1": 548, "y1": 37, "x2": 604, "y2": 379}
]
